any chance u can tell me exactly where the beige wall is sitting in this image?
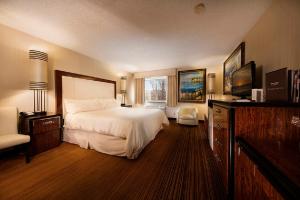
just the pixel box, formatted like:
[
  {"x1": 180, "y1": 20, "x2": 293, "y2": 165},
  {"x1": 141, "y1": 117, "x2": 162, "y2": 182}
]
[
  {"x1": 244, "y1": 0, "x2": 300, "y2": 90},
  {"x1": 134, "y1": 68, "x2": 176, "y2": 79},
  {"x1": 0, "y1": 24, "x2": 125, "y2": 112}
]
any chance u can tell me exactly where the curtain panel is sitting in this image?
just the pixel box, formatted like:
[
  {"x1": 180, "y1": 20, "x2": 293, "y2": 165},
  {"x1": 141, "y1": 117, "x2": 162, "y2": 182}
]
[
  {"x1": 135, "y1": 78, "x2": 145, "y2": 104},
  {"x1": 167, "y1": 75, "x2": 177, "y2": 107}
]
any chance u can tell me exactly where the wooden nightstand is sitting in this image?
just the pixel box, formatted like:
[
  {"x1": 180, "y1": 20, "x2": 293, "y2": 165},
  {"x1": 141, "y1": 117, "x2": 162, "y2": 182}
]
[{"x1": 19, "y1": 113, "x2": 63, "y2": 156}]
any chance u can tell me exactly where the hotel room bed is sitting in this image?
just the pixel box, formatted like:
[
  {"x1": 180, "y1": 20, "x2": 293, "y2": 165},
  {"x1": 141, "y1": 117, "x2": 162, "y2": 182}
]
[
  {"x1": 64, "y1": 104, "x2": 169, "y2": 159},
  {"x1": 55, "y1": 70, "x2": 169, "y2": 159}
]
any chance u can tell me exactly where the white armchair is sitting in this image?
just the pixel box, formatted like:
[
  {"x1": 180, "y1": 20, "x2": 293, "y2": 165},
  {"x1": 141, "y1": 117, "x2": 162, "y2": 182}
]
[
  {"x1": 0, "y1": 107, "x2": 31, "y2": 162},
  {"x1": 176, "y1": 107, "x2": 199, "y2": 125}
]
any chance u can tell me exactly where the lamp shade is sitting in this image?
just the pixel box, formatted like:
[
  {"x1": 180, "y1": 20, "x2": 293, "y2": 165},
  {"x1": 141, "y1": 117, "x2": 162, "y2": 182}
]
[
  {"x1": 29, "y1": 50, "x2": 48, "y2": 90},
  {"x1": 120, "y1": 76, "x2": 127, "y2": 93},
  {"x1": 207, "y1": 73, "x2": 216, "y2": 94}
]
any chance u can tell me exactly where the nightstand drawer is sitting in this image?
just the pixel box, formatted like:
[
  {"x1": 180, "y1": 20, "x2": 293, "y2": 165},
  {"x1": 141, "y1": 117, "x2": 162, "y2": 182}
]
[
  {"x1": 32, "y1": 117, "x2": 60, "y2": 134},
  {"x1": 30, "y1": 129, "x2": 61, "y2": 155}
]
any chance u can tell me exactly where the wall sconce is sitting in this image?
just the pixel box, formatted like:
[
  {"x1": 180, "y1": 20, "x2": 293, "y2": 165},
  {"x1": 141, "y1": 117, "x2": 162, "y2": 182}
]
[
  {"x1": 29, "y1": 50, "x2": 48, "y2": 114},
  {"x1": 120, "y1": 76, "x2": 127, "y2": 106},
  {"x1": 207, "y1": 73, "x2": 216, "y2": 99}
]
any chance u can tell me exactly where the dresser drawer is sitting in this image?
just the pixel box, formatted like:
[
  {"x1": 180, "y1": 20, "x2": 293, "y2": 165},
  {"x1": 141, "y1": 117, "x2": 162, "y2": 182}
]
[
  {"x1": 213, "y1": 106, "x2": 229, "y2": 128},
  {"x1": 213, "y1": 105, "x2": 229, "y2": 193},
  {"x1": 32, "y1": 116, "x2": 61, "y2": 134}
]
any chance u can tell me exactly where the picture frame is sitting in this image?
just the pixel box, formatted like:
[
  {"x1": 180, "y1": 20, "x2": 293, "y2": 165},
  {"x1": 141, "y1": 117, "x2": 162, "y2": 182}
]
[
  {"x1": 223, "y1": 42, "x2": 245, "y2": 94},
  {"x1": 178, "y1": 69, "x2": 206, "y2": 103}
]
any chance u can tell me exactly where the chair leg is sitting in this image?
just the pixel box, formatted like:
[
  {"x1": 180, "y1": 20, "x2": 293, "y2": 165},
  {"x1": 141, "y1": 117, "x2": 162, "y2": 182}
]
[{"x1": 25, "y1": 143, "x2": 31, "y2": 163}]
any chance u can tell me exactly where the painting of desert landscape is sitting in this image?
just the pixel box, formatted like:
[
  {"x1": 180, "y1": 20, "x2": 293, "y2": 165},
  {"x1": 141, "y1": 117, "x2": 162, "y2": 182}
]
[{"x1": 178, "y1": 69, "x2": 206, "y2": 103}]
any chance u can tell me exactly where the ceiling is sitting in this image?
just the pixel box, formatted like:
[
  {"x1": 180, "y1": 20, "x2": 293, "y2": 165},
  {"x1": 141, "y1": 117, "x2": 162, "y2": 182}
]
[{"x1": 0, "y1": 0, "x2": 272, "y2": 72}]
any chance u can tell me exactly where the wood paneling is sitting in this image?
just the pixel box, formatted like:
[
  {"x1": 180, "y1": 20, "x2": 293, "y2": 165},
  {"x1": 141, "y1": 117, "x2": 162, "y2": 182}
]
[
  {"x1": 233, "y1": 106, "x2": 300, "y2": 200},
  {"x1": 236, "y1": 137, "x2": 300, "y2": 199},
  {"x1": 210, "y1": 100, "x2": 300, "y2": 199},
  {"x1": 235, "y1": 149, "x2": 284, "y2": 200},
  {"x1": 0, "y1": 121, "x2": 225, "y2": 200},
  {"x1": 234, "y1": 107, "x2": 300, "y2": 144}
]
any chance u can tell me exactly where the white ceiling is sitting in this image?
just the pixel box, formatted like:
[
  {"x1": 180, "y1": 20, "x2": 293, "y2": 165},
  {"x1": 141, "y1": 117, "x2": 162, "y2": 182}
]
[{"x1": 0, "y1": 0, "x2": 272, "y2": 72}]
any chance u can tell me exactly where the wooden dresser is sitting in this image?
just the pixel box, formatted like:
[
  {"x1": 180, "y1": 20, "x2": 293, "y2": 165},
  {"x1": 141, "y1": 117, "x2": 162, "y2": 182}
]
[
  {"x1": 209, "y1": 100, "x2": 300, "y2": 199},
  {"x1": 19, "y1": 113, "x2": 63, "y2": 156},
  {"x1": 213, "y1": 105, "x2": 229, "y2": 193},
  {"x1": 236, "y1": 137, "x2": 300, "y2": 199}
]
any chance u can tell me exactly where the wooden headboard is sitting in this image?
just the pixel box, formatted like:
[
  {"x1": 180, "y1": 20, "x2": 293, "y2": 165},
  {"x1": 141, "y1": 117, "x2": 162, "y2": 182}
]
[{"x1": 55, "y1": 70, "x2": 116, "y2": 115}]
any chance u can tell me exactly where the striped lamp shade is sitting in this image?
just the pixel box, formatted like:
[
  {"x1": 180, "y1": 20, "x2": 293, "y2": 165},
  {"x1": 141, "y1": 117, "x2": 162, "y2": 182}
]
[
  {"x1": 29, "y1": 50, "x2": 48, "y2": 90},
  {"x1": 120, "y1": 76, "x2": 127, "y2": 93},
  {"x1": 207, "y1": 73, "x2": 216, "y2": 94}
]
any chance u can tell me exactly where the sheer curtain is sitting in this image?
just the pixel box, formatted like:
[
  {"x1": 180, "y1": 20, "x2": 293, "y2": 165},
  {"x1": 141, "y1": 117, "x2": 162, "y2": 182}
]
[
  {"x1": 167, "y1": 75, "x2": 177, "y2": 107},
  {"x1": 135, "y1": 78, "x2": 145, "y2": 105}
]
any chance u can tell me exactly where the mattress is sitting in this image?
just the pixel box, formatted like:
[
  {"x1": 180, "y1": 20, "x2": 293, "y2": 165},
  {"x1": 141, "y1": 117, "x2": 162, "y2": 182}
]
[{"x1": 64, "y1": 107, "x2": 169, "y2": 158}]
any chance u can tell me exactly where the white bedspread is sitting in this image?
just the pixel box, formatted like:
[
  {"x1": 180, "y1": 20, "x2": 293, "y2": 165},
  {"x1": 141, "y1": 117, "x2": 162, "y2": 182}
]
[{"x1": 64, "y1": 107, "x2": 169, "y2": 158}]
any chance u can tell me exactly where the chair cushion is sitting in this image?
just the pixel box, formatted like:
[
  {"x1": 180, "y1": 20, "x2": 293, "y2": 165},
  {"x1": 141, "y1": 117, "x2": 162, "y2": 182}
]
[
  {"x1": 179, "y1": 107, "x2": 197, "y2": 114},
  {"x1": 179, "y1": 114, "x2": 195, "y2": 120},
  {"x1": 178, "y1": 119, "x2": 198, "y2": 126},
  {"x1": 0, "y1": 134, "x2": 30, "y2": 150},
  {"x1": 0, "y1": 107, "x2": 18, "y2": 135}
]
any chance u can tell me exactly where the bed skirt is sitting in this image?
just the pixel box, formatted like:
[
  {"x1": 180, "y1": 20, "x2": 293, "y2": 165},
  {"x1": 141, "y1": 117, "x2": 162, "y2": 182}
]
[{"x1": 63, "y1": 129, "x2": 127, "y2": 157}]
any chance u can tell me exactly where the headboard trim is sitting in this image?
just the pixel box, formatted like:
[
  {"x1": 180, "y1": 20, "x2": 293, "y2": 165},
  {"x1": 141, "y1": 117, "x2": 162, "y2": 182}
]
[{"x1": 55, "y1": 70, "x2": 116, "y2": 115}]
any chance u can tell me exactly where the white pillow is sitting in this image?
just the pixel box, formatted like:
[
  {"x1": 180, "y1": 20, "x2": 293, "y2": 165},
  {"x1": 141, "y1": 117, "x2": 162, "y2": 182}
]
[
  {"x1": 64, "y1": 99, "x2": 101, "y2": 114},
  {"x1": 98, "y1": 98, "x2": 120, "y2": 108}
]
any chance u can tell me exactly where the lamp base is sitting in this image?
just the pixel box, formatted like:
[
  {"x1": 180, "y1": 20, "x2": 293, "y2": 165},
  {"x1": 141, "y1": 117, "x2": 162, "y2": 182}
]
[{"x1": 34, "y1": 111, "x2": 47, "y2": 116}]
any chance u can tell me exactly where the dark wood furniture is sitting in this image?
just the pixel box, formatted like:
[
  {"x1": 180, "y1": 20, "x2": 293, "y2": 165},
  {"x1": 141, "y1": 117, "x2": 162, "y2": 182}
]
[
  {"x1": 19, "y1": 113, "x2": 63, "y2": 156},
  {"x1": 212, "y1": 105, "x2": 229, "y2": 193},
  {"x1": 121, "y1": 104, "x2": 132, "y2": 107},
  {"x1": 236, "y1": 137, "x2": 300, "y2": 200},
  {"x1": 209, "y1": 100, "x2": 300, "y2": 199},
  {"x1": 0, "y1": 143, "x2": 30, "y2": 163}
]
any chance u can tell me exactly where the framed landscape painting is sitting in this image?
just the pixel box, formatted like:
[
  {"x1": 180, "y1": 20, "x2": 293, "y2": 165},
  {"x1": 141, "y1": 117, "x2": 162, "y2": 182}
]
[
  {"x1": 178, "y1": 69, "x2": 206, "y2": 103},
  {"x1": 223, "y1": 42, "x2": 245, "y2": 94}
]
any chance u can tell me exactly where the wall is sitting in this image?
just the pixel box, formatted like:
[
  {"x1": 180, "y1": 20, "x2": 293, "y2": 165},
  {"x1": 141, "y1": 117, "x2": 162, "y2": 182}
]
[
  {"x1": 244, "y1": 0, "x2": 300, "y2": 90},
  {"x1": 134, "y1": 68, "x2": 177, "y2": 78},
  {"x1": 0, "y1": 24, "x2": 125, "y2": 112}
]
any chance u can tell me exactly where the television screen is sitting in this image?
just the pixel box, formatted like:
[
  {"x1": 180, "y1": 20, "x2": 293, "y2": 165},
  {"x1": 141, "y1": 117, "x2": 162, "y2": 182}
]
[{"x1": 232, "y1": 61, "x2": 256, "y2": 98}]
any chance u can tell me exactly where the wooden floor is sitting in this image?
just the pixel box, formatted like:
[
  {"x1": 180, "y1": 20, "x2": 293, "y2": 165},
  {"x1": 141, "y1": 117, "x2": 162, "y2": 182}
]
[{"x1": 0, "y1": 120, "x2": 224, "y2": 200}]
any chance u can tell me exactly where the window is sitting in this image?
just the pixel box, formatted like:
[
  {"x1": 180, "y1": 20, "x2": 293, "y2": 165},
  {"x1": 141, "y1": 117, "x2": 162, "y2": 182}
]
[{"x1": 145, "y1": 76, "x2": 168, "y2": 103}]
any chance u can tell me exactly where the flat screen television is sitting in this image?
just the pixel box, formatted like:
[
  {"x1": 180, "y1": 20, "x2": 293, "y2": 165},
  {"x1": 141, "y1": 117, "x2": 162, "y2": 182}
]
[{"x1": 232, "y1": 61, "x2": 256, "y2": 98}]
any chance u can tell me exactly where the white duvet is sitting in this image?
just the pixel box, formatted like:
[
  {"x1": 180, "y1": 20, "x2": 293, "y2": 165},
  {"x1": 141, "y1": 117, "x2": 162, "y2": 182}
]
[{"x1": 64, "y1": 107, "x2": 169, "y2": 158}]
